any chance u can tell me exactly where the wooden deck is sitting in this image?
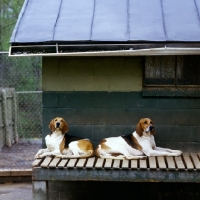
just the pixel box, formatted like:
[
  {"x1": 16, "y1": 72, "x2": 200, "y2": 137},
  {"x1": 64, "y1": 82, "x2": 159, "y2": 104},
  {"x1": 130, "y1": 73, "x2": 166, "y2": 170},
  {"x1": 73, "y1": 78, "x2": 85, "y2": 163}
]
[
  {"x1": 32, "y1": 153, "x2": 200, "y2": 183},
  {"x1": 32, "y1": 153, "x2": 200, "y2": 170}
]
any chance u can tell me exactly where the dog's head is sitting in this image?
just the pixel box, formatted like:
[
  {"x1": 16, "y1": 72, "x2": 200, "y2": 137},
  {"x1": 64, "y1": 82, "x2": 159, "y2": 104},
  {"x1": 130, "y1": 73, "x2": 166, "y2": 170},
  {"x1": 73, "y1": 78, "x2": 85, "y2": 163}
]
[
  {"x1": 49, "y1": 117, "x2": 68, "y2": 134},
  {"x1": 136, "y1": 118, "x2": 155, "y2": 136}
]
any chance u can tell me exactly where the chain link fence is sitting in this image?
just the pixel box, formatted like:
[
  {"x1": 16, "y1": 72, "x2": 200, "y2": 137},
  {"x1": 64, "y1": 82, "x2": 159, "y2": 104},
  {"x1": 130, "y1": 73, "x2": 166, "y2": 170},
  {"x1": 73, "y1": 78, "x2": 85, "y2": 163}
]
[{"x1": 0, "y1": 52, "x2": 42, "y2": 169}]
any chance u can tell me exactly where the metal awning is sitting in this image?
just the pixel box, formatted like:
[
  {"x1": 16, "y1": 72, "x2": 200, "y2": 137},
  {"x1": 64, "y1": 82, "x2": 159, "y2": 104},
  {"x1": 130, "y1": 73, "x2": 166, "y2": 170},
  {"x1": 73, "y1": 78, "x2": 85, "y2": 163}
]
[{"x1": 9, "y1": 0, "x2": 200, "y2": 56}]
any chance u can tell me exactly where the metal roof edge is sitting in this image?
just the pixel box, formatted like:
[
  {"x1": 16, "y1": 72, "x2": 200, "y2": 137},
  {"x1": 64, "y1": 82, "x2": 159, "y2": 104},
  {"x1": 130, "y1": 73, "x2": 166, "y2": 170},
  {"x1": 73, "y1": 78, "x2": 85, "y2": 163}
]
[
  {"x1": 9, "y1": 47, "x2": 200, "y2": 57},
  {"x1": 10, "y1": 0, "x2": 30, "y2": 43}
]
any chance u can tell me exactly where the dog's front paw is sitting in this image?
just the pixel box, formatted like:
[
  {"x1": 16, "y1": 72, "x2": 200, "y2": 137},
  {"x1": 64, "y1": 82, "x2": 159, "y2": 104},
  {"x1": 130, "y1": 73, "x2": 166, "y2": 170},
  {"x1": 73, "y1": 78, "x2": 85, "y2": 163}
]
[
  {"x1": 34, "y1": 149, "x2": 43, "y2": 159},
  {"x1": 35, "y1": 154, "x2": 44, "y2": 159},
  {"x1": 35, "y1": 153, "x2": 41, "y2": 159},
  {"x1": 172, "y1": 150, "x2": 182, "y2": 155},
  {"x1": 35, "y1": 155, "x2": 39, "y2": 159}
]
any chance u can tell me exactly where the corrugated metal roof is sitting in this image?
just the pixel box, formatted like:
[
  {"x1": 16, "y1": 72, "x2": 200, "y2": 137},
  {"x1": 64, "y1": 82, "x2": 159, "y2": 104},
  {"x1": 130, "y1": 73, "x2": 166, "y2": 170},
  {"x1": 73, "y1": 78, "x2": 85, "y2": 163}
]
[
  {"x1": 9, "y1": 0, "x2": 200, "y2": 56},
  {"x1": 10, "y1": 0, "x2": 200, "y2": 43}
]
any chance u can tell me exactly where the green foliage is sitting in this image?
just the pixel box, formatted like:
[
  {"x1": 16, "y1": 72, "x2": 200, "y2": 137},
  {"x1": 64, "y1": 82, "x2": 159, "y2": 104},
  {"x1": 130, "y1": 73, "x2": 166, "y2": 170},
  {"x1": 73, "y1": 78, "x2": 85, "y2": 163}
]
[
  {"x1": 0, "y1": 0, "x2": 43, "y2": 139},
  {"x1": 0, "y1": 0, "x2": 42, "y2": 140},
  {"x1": 0, "y1": 0, "x2": 24, "y2": 51}
]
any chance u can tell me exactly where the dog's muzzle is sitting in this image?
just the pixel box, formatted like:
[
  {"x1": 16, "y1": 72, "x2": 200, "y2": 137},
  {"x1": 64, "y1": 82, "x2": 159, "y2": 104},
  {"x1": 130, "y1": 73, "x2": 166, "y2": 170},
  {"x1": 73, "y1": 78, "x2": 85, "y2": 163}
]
[
  {"x1": 149, "y1": 125, "x2": 154, "y2": 131},
  {"x1": 146, "y1": 125, "x2": 154, "y2": 133},
  {"x1": 56, "y1": 122, "x2": 60, "y2": 128}
]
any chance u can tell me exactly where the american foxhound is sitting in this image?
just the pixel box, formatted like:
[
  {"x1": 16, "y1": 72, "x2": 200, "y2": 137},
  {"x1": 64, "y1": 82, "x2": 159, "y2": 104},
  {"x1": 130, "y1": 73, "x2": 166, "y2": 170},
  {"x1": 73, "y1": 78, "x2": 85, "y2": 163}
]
[
  {"x1": 35, "y1": 117, "x2": 94, "y2": 158},
  {"x1": 95, "y1": 118, "x2": 182, "y2": 159}
]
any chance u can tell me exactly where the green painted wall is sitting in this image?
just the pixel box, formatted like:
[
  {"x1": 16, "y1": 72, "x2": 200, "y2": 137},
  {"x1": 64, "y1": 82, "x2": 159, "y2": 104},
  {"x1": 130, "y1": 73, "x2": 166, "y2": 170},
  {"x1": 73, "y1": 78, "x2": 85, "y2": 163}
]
[
  {"x1": 43, "y1": 91, "x2": 200, "y2": 151},
  {"x1": 43, "y1": 57, "x2": 143, "y2": 91},
  {"x1": 42, "y1": 56, "x2": 200, "y2": 152}
]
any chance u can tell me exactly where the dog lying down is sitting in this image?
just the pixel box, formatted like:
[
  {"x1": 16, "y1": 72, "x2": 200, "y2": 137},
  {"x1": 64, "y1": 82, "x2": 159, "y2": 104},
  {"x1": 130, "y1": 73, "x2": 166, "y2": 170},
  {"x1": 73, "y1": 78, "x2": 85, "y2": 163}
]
[
  {"x1": 35, "y1": 117, "x2": 94, "y2": 159},
  {"x1": 95, "y1": 118, "x2": 182, "y2": 160}
]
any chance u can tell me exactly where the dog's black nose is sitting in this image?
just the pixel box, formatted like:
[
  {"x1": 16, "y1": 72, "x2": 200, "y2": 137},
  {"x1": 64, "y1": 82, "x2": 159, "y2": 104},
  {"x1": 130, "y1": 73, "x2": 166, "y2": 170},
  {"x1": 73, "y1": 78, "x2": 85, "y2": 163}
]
[
  {"x1": 150, "y1": 125, "x2": 154, "y2": 131},
  {"x1": 56, "y1": 122, "x2": 60, "y2": 128}
]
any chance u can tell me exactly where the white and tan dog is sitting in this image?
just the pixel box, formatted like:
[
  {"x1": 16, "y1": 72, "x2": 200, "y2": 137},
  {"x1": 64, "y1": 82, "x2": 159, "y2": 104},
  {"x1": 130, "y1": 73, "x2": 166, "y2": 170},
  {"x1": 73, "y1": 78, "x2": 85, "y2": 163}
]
[
  {"x1": 95, "y1": 118, "x2": 182, "y2": 159},
  {"x1": 35, "y1": 117, "x2": 94, "y2": 158}
]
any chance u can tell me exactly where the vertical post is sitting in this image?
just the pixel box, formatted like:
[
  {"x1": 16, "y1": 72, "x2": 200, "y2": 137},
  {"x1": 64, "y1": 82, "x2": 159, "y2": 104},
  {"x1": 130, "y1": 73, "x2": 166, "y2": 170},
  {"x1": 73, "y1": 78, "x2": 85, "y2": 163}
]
[
  {"x1": 32, "y1": 181, "x2": 47, "y2": 200},
  {"x1": 14, "y1": 91, "x2": 18, "y2": 143},
  {"x1": 2, "y1": 88, "x2": 18, "y2": 147},
  {"x1": 2, "y1": 88, "x2": 10, "y2": 147},
  {"x1": 0, "y1": 89, "x2": 5, "y2": 148},
  {"x1": 2, "y1": 89, "x2": 12, "y2": 147}
]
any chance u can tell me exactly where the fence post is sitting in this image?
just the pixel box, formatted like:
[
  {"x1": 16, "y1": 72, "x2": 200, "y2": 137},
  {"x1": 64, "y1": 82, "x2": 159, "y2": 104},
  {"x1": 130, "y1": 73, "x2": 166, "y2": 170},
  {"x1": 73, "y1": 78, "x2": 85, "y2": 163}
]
[
  {"x1": 14, "y1": 92, "x2": 19, "y2": 143},
  {"x1": 0, "y1": 90, "x2": 5, "y2": 148},
  {"x1": 2, "y1": 88, "x2": 18, "y2": 147}
]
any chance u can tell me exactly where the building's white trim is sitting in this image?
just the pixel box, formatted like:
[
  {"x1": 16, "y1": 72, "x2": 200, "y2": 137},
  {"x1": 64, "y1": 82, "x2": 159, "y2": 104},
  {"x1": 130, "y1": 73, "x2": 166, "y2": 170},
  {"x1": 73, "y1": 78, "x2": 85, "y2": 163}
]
[{"x1": 9, "y1": 47, "x2": 200, "y2": 57}]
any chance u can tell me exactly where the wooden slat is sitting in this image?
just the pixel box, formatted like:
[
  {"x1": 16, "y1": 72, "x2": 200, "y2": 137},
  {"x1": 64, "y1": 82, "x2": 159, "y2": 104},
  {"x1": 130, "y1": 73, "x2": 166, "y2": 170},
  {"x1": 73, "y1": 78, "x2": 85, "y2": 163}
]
[
  {"x1": 113, "y1": 160, "x2": 121, "y2": 169},
  {"x1": 76, "y1": 159, "x2": 86, "y2": 168},
  {"x1": 85, "y1": 157, "x2": 95, "y2": 168},
  {"x1": 0, "y1": 169, "x2": 11, "y2": 176},
  {"x1": 190, "y1": 153, "x2": 200, "y2": 170},
  {"x1": 104, "y1": 159, "x2": 113, "y2": 169},
  {"x1": 157, "y1": 157, "x2": 167, "y2": 170},
  {"x1": 10, "y1": 169, "x2": 32, "y2": 176},
  {"x1": 166, "y1": 157, "x2": 176, "y2": 170},
  {"x1": 183, "y1": 154, "x2": 194, "y2": 170},
  {"x1": 139, "y1": 159, "x2": 147, "y2": 169},
  {"x1": 130, "y1": 160, "x2": 138, "y2": 169},
  {"x1": 57, "y1": 159, "x2": 68, "y2": 168},
  {"x1": 149, "y1": 157, "x2": 156, "y2": 169},
  {"x1": 95, "y1": 158, "x2": 104, "y2": 168},
  {"x1": 122, "y1": 159, "x2": 129, "y2": 169},
  {"x1": 41, "y1": 157, "x2": 52, "y2": 168},
  {"x1": 174, "y1": 156, "x2": 185, "y2": 170},
  {"x1": 32, "y1": 159, "x2": 43, "y2": 167},
  {"x1": 66, "y1": 159, "x2": 77, "y2": 168},
  {"x1": 49, "y1": 158, "x2": 61, "y2": 168}
]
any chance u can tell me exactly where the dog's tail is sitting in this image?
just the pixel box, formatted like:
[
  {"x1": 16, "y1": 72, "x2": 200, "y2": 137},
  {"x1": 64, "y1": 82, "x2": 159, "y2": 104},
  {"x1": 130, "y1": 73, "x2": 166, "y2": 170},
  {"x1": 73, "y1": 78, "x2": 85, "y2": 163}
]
[{"x1": 83, "y1": 149, "x2": 94, "y2": 158}]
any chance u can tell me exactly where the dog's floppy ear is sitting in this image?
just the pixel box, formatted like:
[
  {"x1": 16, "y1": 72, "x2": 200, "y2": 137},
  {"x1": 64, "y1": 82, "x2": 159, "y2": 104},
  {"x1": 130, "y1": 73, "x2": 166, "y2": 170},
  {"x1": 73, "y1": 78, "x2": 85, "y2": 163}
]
[
  {"x1": 49, "y1": 119, "x2": 55, "y2": 132},
  {"x1": 61, "y1": 120, "x2": 68, "y2": 134},
  {"x1": 151, "y1": 122, "x2": 155, "y2": 135},
  {"x1": 136, "y1": 122, "x2": 143, "y2": 137},
  {"x1": 150, "y1": 120, "x2": 156, "y2": 135},
  {"x1": 151, "y1": 128, "x2": 155, "y2": 135}
]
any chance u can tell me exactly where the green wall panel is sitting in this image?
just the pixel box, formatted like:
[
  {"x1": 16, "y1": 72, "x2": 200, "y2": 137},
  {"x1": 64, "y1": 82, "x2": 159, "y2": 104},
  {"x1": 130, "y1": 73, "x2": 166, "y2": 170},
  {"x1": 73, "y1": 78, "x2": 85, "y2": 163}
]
[
  {"x1": 42, "y1": 57, "x2": 143, "y2": 92},
  {"x1": 43, "y1": 91, "x2": 200, "y2": 151}
]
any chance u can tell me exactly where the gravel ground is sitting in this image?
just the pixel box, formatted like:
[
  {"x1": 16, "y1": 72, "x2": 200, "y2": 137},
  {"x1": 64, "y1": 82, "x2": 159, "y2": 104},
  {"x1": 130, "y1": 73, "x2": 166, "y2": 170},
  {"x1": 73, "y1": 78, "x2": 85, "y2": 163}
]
[{"x1": 0, "y1": 139, "x2": 42, "y2": 169}]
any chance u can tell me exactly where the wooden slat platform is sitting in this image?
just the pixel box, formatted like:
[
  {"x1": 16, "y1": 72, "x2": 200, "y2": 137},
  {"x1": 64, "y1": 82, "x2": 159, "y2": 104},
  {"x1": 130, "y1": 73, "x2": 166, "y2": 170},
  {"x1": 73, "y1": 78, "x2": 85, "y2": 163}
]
[
  {"x1": 32, "y1": 153, "x2": 200, "y2": 183},
  {"x1": 32, "y1": 153, "x2": 200, "y2": 170}
]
